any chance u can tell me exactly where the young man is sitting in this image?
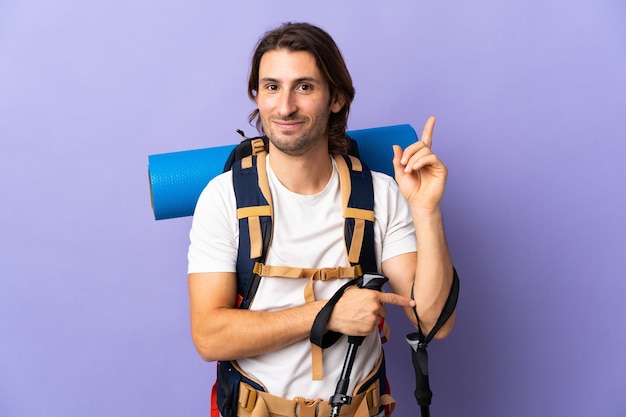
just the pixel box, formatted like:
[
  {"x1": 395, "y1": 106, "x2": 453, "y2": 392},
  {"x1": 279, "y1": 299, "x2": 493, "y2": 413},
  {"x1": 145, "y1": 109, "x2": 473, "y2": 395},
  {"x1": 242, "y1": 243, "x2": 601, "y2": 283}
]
[{"x1": 187, "y1": 22, "x2": 455, "y2": 417}]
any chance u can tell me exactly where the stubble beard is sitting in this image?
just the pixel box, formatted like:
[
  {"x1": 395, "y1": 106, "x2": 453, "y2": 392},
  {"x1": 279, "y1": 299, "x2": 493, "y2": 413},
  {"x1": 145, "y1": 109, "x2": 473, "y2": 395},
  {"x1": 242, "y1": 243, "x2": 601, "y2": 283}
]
[{"x1": 262, "y1": 114, "x2": 330, "y2": 157}]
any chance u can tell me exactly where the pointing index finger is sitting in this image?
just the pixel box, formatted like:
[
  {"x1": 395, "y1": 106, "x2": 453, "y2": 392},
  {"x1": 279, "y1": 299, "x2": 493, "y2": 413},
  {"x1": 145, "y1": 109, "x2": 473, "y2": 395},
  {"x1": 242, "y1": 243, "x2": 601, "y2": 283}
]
[
  {"x1": 379, "y1": 292, "x2": 415, "y2": 308},
  {"x1": 420, "y1": 116, "x2": 436, "y2": 149}
]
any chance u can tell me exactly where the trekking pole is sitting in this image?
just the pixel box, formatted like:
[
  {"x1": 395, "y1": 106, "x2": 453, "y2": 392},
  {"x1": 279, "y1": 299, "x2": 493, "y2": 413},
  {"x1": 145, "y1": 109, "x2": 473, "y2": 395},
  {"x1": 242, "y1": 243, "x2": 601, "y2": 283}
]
[{"x1": 329, "y1": 273, "x2": 389, "y2": 417}]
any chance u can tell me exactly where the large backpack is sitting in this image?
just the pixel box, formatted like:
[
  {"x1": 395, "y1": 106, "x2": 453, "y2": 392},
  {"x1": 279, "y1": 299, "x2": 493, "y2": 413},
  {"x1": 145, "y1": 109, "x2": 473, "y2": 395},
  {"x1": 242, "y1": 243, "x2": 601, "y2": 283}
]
[
  {"x1": 146, "y1": 125, "x2": 459, "y2": 417},
  {"x1": 212, "y1": 134, "x2": 393, "y2": 417}
]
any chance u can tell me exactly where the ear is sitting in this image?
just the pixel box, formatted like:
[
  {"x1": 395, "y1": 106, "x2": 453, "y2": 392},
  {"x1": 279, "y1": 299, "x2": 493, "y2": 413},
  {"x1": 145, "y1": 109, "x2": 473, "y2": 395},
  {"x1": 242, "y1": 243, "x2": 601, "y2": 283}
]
[{"x1": 330, "y1": 93, "x2": 346, "y2": 113}]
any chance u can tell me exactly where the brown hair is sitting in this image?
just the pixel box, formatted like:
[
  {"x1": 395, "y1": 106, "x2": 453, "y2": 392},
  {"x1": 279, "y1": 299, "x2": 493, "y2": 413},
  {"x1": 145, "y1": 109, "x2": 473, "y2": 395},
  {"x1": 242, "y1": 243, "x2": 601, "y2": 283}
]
[{"x1": 248, "y1": 22, "x2": 355, "y2": 155}]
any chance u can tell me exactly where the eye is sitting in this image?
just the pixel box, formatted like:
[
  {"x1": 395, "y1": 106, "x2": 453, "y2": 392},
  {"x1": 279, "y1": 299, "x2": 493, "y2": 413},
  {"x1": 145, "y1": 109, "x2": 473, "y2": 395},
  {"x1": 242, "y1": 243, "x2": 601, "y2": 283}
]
[
  {"x1": 265, "y1": 84, "x2": 279, "y2": 91},
  {"x1": 298, "y1": 84, "x2": 312, "y2": 92}
]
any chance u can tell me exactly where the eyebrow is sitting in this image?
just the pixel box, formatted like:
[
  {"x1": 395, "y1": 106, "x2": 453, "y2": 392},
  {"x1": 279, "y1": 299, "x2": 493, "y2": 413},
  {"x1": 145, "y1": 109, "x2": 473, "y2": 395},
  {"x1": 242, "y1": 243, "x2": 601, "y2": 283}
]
[{"x1": 259, "y1": 77, "x2": 323, "y2": 85}]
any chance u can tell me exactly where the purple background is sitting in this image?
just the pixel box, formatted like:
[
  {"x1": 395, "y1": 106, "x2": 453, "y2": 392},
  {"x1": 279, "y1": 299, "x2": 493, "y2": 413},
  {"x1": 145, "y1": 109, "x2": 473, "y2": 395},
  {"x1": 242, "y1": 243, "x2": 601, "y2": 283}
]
[{"x1": 1, "y1": 1, "x2": 625, "y2": 416}]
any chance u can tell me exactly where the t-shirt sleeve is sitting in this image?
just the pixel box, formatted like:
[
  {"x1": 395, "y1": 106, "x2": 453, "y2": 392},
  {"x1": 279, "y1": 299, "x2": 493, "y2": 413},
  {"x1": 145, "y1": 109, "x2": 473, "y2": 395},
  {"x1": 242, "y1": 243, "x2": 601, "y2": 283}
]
[
  {"x1": 187, "y1": 171, "x2": 238, "y2": 274},
  {"x1": 373, "y1": 172, "x2": 417, "y2": 263}
]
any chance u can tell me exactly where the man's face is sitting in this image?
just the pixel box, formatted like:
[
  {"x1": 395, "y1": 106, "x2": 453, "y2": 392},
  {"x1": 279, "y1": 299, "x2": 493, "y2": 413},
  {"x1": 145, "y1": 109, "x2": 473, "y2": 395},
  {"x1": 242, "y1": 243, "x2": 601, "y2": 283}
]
[{"x1": 256, "y1": 49, "x2": 344, "y2": 157}]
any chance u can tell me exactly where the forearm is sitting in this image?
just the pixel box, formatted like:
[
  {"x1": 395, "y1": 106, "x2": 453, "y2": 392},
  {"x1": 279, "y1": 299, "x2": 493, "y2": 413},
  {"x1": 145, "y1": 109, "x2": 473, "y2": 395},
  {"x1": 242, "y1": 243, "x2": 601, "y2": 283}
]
[
  {"x1": 412, "y1": 208, "x2": 455, "y2": 337},
  {"x1": 191, "y1": 299, "x2": 326, "y2": 362}
]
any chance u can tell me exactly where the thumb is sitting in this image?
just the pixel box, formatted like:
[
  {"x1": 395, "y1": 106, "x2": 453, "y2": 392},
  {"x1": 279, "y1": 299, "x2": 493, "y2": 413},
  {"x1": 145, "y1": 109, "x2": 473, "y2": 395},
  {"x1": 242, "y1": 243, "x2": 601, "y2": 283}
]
[{"x1": 392, "y1": 145, "x2": 405, "y2": 177}]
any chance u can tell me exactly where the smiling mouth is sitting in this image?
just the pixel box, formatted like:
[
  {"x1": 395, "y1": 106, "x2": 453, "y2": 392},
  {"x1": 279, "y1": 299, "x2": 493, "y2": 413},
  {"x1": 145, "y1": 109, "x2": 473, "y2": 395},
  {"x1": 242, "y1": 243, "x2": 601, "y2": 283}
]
[{"x1": 272, "y1": 120, "x2": 305, "y2": 130}]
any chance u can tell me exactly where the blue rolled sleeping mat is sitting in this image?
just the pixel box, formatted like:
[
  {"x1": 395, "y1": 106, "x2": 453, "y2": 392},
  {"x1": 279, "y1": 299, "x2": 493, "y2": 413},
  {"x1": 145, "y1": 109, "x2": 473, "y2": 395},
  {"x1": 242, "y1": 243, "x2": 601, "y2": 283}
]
[{"x1": 148, "y1": 124, "x2": 417, "y2": 220}]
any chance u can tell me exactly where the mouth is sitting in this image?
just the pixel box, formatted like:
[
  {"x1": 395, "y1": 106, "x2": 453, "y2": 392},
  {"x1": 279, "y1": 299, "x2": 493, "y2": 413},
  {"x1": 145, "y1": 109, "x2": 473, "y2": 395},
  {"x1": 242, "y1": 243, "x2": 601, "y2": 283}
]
[{"x1": 272, "y1": 119, "x2": 305, "y2": 131}]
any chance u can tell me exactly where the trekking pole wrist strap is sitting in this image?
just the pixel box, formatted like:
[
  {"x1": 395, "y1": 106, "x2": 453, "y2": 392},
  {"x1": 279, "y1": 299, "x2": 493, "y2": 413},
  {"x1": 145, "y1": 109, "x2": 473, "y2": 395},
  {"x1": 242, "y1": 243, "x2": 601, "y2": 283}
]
[
  {"x1": 406, "y1": 266, "x2": 460, "y2": 414},
  {"x1": 410, "y1": 266, "x2": 460, "y2": 346},
  {"x1": 310, "y1": 278, "x2": 362, "y2": 348},
  {"x1": 310, "y1": 273, "x2": 389, "y2": 348}
]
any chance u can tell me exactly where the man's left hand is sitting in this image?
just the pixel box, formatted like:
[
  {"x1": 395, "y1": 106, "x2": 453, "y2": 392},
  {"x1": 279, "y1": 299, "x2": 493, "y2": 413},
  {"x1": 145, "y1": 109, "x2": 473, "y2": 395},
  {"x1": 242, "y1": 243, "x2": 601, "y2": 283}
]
[{"x1": 392, "y1": 116, "x2": 448, "y2": 214}]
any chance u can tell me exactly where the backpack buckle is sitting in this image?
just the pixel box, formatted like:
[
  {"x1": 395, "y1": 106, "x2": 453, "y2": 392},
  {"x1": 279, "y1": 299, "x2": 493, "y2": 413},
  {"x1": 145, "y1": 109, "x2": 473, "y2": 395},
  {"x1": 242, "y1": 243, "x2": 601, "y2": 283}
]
[{"x1": 238, "y1": 383, "x2": 258, "y2": 412}]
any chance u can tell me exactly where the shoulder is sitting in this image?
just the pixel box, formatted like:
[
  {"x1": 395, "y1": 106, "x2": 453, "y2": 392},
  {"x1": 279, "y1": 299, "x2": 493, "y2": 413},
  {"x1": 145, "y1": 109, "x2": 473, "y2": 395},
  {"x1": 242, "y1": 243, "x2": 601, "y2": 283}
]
[
  {"x1": 370, "y1": 170, "x2": 400, "y2": 194},
  {"x1": 197, "y1": 170, "x2": 233, "y2": 202},
  {"x1": 193, "y1": 170, "x2": 236, "y2": 220},
  {"x1": 370, "y1": 170, "x2": 412, "y2": 227}
]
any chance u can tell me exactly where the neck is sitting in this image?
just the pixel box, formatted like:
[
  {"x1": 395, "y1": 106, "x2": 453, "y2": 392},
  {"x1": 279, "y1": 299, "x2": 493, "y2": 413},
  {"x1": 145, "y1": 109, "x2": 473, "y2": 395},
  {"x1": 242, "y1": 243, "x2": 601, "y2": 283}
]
[{"x1": 268, "y1": 145, "x2": 333, "y2": 195}]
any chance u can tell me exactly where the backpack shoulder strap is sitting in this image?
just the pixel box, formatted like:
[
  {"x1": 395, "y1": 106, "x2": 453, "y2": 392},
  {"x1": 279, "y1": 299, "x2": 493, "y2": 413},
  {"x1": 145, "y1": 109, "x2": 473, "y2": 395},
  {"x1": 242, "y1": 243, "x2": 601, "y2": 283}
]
[
  {"x1": 231, "y1": 140, "x2": 273, "y2": 309},
  {"x1": 223, "y1": 133, "x2": 268, "y2": 171},
  {"x1": 309, "y1": 156, "x2": 378, "y2": 351},
  {"x1": 334, "y1": 154, "x2": 377, "y2": 273}
]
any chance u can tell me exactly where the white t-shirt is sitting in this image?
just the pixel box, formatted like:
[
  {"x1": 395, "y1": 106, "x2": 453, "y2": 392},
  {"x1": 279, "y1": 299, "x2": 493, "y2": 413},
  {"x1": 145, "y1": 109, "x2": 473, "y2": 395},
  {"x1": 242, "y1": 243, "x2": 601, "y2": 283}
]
[{"x1": 188, "y1": 155, "x2": 416, "y2": 400}]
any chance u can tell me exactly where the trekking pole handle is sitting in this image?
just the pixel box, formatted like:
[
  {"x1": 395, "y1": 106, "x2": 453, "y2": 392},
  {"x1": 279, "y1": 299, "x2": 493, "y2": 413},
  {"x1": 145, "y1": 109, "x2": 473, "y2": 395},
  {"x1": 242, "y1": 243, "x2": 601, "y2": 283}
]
[
  {"x1": 347, "y1": 273, "x2": 389, "y2": 346},
  {"x1": 360, "y1": 273, "x2": 388, "y2": 292}
]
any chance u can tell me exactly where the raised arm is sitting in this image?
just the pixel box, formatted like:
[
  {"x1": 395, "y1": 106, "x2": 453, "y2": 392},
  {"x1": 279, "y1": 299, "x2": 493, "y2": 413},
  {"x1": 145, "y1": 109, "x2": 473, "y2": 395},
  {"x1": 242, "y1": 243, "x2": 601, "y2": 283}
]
[{"x1": 384, "y1": 116, "x2": 456, "y2": 338}]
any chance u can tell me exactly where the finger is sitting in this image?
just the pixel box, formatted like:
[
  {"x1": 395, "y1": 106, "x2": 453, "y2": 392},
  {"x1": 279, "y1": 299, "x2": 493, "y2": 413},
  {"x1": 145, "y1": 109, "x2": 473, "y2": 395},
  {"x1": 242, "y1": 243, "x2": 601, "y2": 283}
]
[
  {"x1": 420, "y1": 116, "x2": 436, "y2": 149},
  {"x1": 402, "y1": 144, "x2": 434, "y2": 171},
  {"x1": 392, "y1": 145, "x2": 406, "y2": 175},
  {"x1": 378, "y1": 292, "x2": 416, "y2": 308},
  {"x1": 377, "y1": 304, "x2": 388, "y2": 320},
  {"x1": 392, "y1": 144, "x2": 414, "y2": 181},
  {"x1": 398, "y1": 135, "x2": 432, "y2": 165},
  {"x1": 407, "y1": 153, "x2": 441, "y2": 174}
]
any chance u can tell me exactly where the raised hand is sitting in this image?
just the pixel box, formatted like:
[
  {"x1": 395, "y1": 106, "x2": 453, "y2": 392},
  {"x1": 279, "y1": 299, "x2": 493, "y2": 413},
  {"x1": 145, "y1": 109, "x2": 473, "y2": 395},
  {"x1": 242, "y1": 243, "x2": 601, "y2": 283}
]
[{"x1": 392, "y1": 116, "x2": 448, "y2": 214}]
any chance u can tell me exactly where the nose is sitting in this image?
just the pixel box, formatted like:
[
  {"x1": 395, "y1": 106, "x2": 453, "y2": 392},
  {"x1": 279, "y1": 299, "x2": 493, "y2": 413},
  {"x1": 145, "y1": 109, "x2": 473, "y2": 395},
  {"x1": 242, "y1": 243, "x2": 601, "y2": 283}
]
[{"x1": 276, "y1": 90, "x2": 297, "y2": 117}]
